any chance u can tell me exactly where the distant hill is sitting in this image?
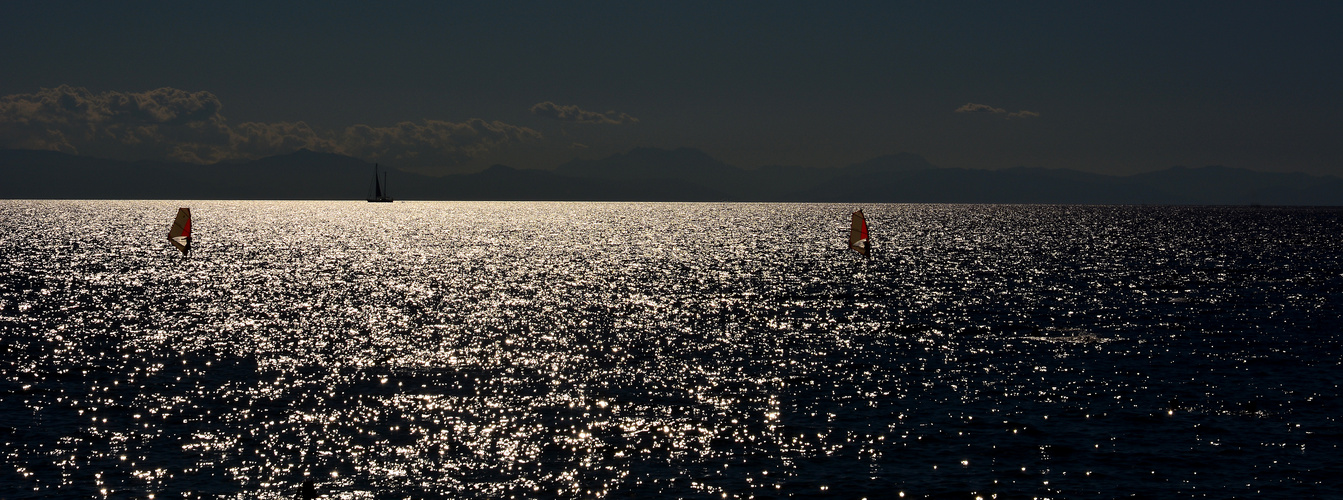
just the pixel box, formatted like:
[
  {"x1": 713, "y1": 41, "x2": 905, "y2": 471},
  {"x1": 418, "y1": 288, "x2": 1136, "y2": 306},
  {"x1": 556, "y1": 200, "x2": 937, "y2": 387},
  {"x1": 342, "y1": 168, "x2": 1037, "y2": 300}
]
[
  {"x1": 3, "y1": 148, "x2": 1342, "y2": 205},
  {"x1": 0, "y1": 148, "x2": 372, "y2": 200}
]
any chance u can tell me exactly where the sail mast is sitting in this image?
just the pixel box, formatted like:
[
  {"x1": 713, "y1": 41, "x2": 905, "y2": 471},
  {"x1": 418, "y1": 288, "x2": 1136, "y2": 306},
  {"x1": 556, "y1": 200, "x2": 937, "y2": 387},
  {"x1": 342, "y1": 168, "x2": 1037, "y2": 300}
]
[{"x1": 373, "y1": 164, "x2": 382, "y2": 199}]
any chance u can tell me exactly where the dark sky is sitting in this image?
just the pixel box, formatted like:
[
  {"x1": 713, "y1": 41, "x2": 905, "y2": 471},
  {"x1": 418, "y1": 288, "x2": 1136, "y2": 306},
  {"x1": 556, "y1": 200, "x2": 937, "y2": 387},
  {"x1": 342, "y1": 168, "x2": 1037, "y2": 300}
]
[{"x1": 3, "y1": 1, "x2": 1341, "y2": 176}]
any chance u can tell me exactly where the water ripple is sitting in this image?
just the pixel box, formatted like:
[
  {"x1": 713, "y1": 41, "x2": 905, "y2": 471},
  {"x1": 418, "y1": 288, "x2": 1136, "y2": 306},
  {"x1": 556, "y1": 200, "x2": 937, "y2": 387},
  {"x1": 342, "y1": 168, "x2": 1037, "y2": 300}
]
[{"x1": 2, "y1": 201, "x2": 1340, "y2": 498}]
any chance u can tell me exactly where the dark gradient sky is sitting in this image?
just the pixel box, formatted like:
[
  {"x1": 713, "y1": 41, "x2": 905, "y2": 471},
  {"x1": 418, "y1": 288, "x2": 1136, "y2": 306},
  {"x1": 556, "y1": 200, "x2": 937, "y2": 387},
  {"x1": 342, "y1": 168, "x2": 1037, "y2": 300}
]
[{"x1": 3, "y1": 1, "x2": 1341, "y2": 176}]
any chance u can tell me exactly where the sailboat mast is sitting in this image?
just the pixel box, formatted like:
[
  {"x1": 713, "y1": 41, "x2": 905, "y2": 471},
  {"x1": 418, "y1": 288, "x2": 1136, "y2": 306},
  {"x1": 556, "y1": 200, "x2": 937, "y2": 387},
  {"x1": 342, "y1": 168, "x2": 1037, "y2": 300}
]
[{"x1": 373, "y1": 164, "x2": 382, "y2": 198}]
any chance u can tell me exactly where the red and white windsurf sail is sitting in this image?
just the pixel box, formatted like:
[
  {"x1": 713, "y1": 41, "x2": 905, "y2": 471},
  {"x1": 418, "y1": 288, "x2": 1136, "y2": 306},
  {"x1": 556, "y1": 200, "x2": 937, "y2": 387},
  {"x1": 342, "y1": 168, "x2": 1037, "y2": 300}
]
[
  {"x1": 849, "y1": 209, "x2": 870, "y2": 258},
  {"x1": 168, "y1": 207, "x2": 192, "y2": 256}
]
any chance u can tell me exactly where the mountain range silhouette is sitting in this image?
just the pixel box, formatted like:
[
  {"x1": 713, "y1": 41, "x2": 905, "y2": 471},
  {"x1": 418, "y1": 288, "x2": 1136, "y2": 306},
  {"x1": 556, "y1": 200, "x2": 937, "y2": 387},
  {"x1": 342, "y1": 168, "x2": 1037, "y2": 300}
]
[{"x1": 4, "y1": 147, "x2": 1341, "y2": 205}]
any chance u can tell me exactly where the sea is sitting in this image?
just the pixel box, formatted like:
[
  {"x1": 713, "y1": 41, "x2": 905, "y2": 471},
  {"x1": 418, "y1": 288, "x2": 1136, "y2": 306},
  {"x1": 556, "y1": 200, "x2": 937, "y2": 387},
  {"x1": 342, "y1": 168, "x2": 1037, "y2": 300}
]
[{"x1": 1, "y1": 201, "x2": 1340, "y2": 499}]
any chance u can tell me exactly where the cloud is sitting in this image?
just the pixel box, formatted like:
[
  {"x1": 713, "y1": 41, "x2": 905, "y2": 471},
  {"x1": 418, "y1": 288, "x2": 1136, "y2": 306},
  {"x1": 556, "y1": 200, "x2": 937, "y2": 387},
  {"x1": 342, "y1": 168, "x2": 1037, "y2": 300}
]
[
  {"x1": 955, "y1": 102, "x2": 1007, "y2": 114},
  {"x1": 0, "y1": 86, "x2": 543, "y2": 168},
  {"x1": 0, "y1": 85, "x2": 233, "y2": 162},
  {"x1": 530, "y1": 101, "x2": 638, "y2": 125},
  {"x1": 955, "y1": 102, "x2": 1039, "y2": 118},
  {"x1": 232, "y1": 121, "x2": 332, "y2": 157}
]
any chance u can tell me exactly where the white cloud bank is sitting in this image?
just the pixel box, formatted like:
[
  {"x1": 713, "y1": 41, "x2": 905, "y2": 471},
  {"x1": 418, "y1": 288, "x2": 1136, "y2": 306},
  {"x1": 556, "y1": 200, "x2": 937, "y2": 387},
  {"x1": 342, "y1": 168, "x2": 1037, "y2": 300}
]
[{"x1": 0, "y1": 85, "x2": 542, "y2": 167}]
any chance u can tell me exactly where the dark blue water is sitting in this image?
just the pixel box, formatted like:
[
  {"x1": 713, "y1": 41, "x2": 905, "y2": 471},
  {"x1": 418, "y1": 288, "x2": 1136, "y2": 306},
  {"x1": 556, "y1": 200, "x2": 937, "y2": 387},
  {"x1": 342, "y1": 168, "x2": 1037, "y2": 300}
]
[{"x1": 2, "y1": 201, "x2": 1340, "y2": 498}]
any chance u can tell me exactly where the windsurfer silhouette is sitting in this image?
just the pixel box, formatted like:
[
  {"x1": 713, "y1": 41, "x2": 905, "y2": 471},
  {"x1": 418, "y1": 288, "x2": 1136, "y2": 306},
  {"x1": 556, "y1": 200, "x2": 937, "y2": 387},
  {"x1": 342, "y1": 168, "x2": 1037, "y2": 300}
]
[{"x1": 168, "y1": 207, "x2": 192, "y2": 257}]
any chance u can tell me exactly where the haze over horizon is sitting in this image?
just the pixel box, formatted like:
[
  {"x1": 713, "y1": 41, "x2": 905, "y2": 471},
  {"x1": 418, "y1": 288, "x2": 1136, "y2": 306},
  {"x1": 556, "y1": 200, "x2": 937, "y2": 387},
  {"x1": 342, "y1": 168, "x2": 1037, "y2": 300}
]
[{"x1": 3, "y1": 2, "x2": 1341, "y2": 179}]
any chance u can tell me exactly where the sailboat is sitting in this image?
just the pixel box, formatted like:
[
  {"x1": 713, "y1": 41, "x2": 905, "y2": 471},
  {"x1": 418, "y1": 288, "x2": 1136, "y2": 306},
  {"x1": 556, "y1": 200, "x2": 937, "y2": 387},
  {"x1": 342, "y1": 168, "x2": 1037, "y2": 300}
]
[
  {"x1": 168, "y1": 207, "x2": 192, "y2": 256},
  {"x1": 367, "y1": 164, "x2": 394, "y2": 202},
  {"x1": 849, "y1": 209, "x2": 870, "y2": 258}
]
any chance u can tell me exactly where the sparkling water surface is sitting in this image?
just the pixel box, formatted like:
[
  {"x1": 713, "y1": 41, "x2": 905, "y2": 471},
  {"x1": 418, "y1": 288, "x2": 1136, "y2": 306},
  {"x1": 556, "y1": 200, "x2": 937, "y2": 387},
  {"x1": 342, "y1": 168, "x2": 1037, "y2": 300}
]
[{"x1": 2, "y1": 201, "x2": 1341, "y2": 499}]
